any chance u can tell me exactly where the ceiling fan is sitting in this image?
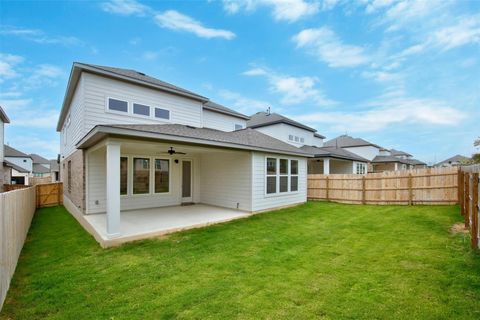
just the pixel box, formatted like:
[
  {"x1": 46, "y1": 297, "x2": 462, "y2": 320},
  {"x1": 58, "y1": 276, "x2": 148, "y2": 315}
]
[{"x1": 161, "y1": 147, "x2": 186, "y2": 155}]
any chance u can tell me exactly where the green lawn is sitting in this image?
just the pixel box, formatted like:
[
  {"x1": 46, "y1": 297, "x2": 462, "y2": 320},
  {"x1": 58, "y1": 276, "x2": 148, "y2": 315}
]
[{"x1": 1, "y1": 203, "x2": 479, "y2": 319}]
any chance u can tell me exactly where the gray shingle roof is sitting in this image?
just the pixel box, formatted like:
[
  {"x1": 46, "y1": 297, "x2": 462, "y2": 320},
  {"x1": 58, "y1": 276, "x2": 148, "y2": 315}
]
[
  {"x1": 390, "y1": 149, "x2": 412, "y2": 157},
  {"x1": 33, "y1": 163, "x2": 50, "y2": 174},
  {"x1": 436, "y1": 155, "x2": 471, "y2": 166},
  {"x1": 4, "y1": 159, "x2": 29, "y2": 173},
  {"x1": 247, "y1": 112, "x2": 318, "y2": 133},
  {"x1": 372, "y1": 155, "x2": 411, "y2": 164},
  {"x1": 4, "y1": 145, "x2": 30, "y2": 158},
  {"x1": 30, "y1": 153, "x2": 50, "y2": 164},
  {"x1": 0, "y1": 106, "x2": 10, "y2": 123},
  {"x1": 300, "y1": 145, "x2": 368, "y2": 162},
  {"x1": 78, "y1": 124, "x2": 311, "y2": 157},
  {"x1": 324, "y1": 135, "x2": 382, "y2": 149},
  {"x1": 314, "y1": 133, "x2": 326, "y2": 139},
  {"x1": 50, "y1": 159, "x2": 59, "y2": 171},
  {"x1": 204, "y1": 101, "x2": 250, "y2": 120},
  {"x1": 406, "y1": 158, "x2": 427, "y2": 166}
]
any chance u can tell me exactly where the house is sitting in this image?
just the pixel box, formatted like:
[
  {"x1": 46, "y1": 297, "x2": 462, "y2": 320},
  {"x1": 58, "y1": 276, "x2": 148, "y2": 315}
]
[
  {"x1": 435, "y1": 155, "x2": 471, "y2": 167},
  {"x1": 247, "y1": 112, "x2": 368, "y2": 175},
  {"x1": 50, "y1": 159, "x2": 60, "y2": 182},
  {"x1": 30, "y1": 153, "x2": 51, "y2": 178},
  {"x1": 0, "y1": 106, "x2": 10, "y2": 191},
  {"x1": 325, "y1": 135, "x2": 426, "y2": 172},
  {"x1": 57, "y1": 62, "x2": 311, "y2": 242},
  {"x1": 4, "y1": 145, "x2": 32, "y2": 185}
]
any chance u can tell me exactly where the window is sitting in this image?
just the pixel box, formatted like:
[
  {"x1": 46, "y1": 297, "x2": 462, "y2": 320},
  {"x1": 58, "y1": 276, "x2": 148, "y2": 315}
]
[
  {"x1": 133, "y1": 103, "x2": 150, "y2": 116},
  {"x1": 266, "y1": 158, "x2": 299, "y2": 194},
  {"x1": 120, "y1": 157, "x2": 128, "y2": 195},
  {"x1": 289, "y1": 135, "x2": 294, "y2": 141},
  {"x1": 291, "y1": 160, "x2": 298, "y2": 192},
  {"x1": 108, "y1": 98, "x2": 128, "y2": 113},
  {"x1": 154, "y1": 107, "x2": 170, "y2": 120},
  {"x1": 266, "y1": 158, "x2": 277, "y2": 194},
  {"x1": 154, "y1": 159, "x2": 169, "y2": 193},
  {"x1": 67, "y1": 160, "x2": 72, "y2": 193},
  {"x1": 295, "y1": 136, "x2": 299, "y2": 142},
  {"x1": 355, "y1": 163, "x2": 366, "y2": 175},
  {"x1": 234, "y1": 124, "x2": 243, "y2": 130},
  {"x1": 300, "y1": 137, "x2": 304, "y2": 143},
  {"x1": 133, "y1": 158, "x2": 150, "y2": 194}
]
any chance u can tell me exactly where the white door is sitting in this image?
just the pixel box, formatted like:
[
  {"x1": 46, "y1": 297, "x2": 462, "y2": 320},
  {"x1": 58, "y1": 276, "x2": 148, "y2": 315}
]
[{"x1": 181, "y1": 160, "x2": 193, "y2": 203}]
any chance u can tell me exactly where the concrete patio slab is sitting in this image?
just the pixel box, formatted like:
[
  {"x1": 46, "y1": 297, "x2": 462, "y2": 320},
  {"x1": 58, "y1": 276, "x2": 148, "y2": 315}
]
[{"x1": 81, "y1": 204, "x2": 250, "y2": 247}]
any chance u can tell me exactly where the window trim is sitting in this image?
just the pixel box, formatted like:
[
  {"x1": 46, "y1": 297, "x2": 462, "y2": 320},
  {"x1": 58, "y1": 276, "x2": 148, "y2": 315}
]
[{"x1": 264, "y1": 156, "x2": 300, "y2": 197}]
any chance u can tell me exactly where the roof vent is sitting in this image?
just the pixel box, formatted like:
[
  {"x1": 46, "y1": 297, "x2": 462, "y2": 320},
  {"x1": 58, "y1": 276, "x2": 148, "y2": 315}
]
[
  {"x1": 136, "y1": 71, "x2": 146, "y2": 76},
  {"x1": 186, "y1": 125, "x2": 196, "y2": 129}
]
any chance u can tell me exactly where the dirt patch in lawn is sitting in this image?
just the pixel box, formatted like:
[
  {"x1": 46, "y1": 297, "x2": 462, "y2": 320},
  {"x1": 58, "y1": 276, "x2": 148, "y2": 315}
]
[{"x1": 451, "y1": 223, "x2": 469, "y2": 234}]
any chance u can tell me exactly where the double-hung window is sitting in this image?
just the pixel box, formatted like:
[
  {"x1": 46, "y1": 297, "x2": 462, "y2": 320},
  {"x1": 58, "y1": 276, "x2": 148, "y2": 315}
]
[
  {"x1": 266, "y1": 158, "x2": 277, "y2": 194},
  {"x1": 154, "y1": 159, "x2": 169, "y2": 193},
  {"x1": 279, "y1": 159, "x2": 289, "y2": 193},
  {"x1": 290, "y1": 160, "x2": 298, "y2": 192}
]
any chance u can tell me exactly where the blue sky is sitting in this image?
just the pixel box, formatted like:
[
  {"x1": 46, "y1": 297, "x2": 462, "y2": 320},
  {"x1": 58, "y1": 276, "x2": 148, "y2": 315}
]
[{"x1": 0, "y1": 0, "x2": 479, "y2": 163}]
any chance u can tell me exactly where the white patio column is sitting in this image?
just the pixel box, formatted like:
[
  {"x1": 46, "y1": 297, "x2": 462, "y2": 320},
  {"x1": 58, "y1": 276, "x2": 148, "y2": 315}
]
[
  {"x1": 394, "y1": 162, "x2": 398, "y2": 171},
  {"x1": 323, "y1": 158, "x2": 330, "y2": 175},
  {"x1": 106, "y1": 141, "x2": 121, "y2": 238}
]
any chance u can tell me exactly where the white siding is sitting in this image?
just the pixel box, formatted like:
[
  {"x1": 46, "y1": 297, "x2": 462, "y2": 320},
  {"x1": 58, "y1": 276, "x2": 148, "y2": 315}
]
[
  {"x1": 199, "y1": 151, "x2": 252, "y2": 211},
  {"x1": 61, "y1": 75, "x2": 85, "y2": 158},
  {"x1": 253, "y1": 123, "x2": 319, "y2": 148},
  {"x1": 251, "y1": 152, "x2": 307, "y2": 212},
  {"x1": 202, "y1": 109, "x2": 246, "y2": 132},
  {"x1": 344, "y1": 145, "x2": 380, "y2": 161},
  {"x1": 82, "y1": 73, "x2": 203, "y2": 134},
  {"x1": 5, "y1": 157, "x2": 32, "y2": 173}
]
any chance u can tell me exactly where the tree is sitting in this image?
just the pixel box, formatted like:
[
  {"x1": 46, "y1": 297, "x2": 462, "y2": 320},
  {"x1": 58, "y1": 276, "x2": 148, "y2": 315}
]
[{"x1": 473, "y1": 137, "x2": 480, "y2": 163}]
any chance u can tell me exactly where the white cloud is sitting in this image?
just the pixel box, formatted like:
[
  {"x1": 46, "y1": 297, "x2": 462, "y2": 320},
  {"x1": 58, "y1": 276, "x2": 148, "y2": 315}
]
[
  {"x1": 294, "y1": 94, "x2": 466, "y2": 133},
  {"x1": 155, "y1": 10, "x2": 236, "y2": 39},
  {"x1": 432, "y1": 15, "x2": 480, "y2": 50},
  {"x1": 222, "y1": 0, "x2": 319, "y2": 22},
  {"x1": 365, "y1": 0, "x2": 395, "y2": 14},
  {"x1": 0, "y1": 26, "x2": 83, "y2": 46},
  {"x1": 321, "y1": 0, "x2": 339, "y2": 11},
  {"x1": 100, "y1": 0, "x2": 149, "y2": 16},
  {"x1": 361, "y1": 70, "x2": 401, "y2": 83},
  {"x1": 0, "y1": 53, "x2": 24, "y2": 81},
  {"x1": 292, "y1": 27, "x2": 369, "y2": 67},
  {"x1": 141, "y1": 51, "x2": 158, "y2": 61},
  {"x1": 243, "y1": 66, "x2": 336, "y2": 106},
  {"x1": 218, "y1": 89, "x2": 271, "y2": 114}
]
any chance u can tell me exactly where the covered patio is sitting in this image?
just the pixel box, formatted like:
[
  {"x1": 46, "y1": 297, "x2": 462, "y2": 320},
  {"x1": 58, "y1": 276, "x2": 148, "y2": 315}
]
[{"x1": 80, "y1": 204, "x2": 250, "y2": 246}]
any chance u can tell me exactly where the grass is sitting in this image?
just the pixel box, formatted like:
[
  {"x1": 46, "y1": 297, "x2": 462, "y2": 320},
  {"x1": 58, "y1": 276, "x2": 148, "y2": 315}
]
[{"x1": 1, "y1": 202, "x2": 479, "y2": 319}]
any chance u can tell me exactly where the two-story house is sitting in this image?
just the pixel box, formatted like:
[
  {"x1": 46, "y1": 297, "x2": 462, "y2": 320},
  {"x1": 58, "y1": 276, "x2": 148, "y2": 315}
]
[
  {"x1": 247, "y1": 113, "x2": 369, "y2": 175},
  {"x1": 30, "y1": 153, "x2": 51, "y2": 178},
  {"x1": 0, "y1": 106, "x2": 10, "y2": 190},
  {"x1": 4, "y1": 145, "x2": 32, "y2": 185},
  {"x1": 57, "y1": 63, "x2": 311, "y2": 242}
]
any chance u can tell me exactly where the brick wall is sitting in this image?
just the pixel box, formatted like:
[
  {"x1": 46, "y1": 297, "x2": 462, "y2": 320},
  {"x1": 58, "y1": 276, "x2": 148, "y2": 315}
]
[{"x1": 61, "y1": 149, "x2": 85, "y2": 212}]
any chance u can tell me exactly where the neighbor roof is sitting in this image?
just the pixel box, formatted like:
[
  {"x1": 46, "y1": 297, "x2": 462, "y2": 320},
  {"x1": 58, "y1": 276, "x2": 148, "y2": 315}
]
[
  {"x1": 372, "y1": 155, "x2": 411, "y2": 164},
  {"x1": 436, "y1": 155, "x2": 471, "y2": 166},
  {"x1": 4, "y1": 145, "x2": 31, "y2": 158},
  {"x1": 300, "y1": 145, "x2": 368, "y2": 162},
  {"x1": 203, "y1": 101, "x2": 250, "y2": 120},
  {"x1": 57, "y1": 63, "x2": 248, "y2": 131},
  {"x1": 50, "y1": 159, "x2": 59, "y2": 171},
  {"x1": 406, "y1": 158, "x2": 427, "y2": 166},
  {"x1": 30, "y1": 153, "x2": 50, "y2": 164},
  {"x1": 77, "y1": 124, "x2": 312, "y2": 157},
  {"x1": 324, "y1": 135, "x2": 382, "y2": 149},
  {"x1": 390, "y1": 149, "x2": 412, "y2": 157},
  {"x1": 247, "y1": 112, "x2": 322, "y2": 135},
  {"x1": 33, "y1": 163, "x2": 50, "y2": 174},
  {"x1": 0, "y1": 106, "x2": 10, "y2": 123},
  {"x1": 4, "y1": 159, "x2": 29, "y2": 173}
]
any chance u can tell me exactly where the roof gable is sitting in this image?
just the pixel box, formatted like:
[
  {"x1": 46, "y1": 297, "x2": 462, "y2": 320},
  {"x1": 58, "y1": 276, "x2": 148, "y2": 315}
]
[
  {"x1": 247, "y1": 112, "x2": 318, "y2": 133},
  {"x1": 324, "y1": 135, "x2": 381, "y2": 149},
  {"x1": 30, "y1": 153, "x2": 50, "y2": 164},
  {"x1": 4, "y1": 145, "x2": 30, "y2": 158}
]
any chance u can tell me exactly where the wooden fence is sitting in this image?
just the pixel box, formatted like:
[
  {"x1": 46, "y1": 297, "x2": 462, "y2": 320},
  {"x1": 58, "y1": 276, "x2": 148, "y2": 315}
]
[
  {"x1": 0, "y1": 187, "x2": 36, "y2": 309},
  {"x1": 459, "y1": 164, "x2": 480, "y2": 249},
  {"x1": 29, "y1": 176, "x2": 53, "y2": 186},
  {"x1": 308, "y1": 167, "x2": 459, "y2": 205},
  {"x1": 3, "y1": 184, "x2": 29, "y2": 192},
  {"x1": 36, "y1": 183, "x2": 63, "y2": 208}
]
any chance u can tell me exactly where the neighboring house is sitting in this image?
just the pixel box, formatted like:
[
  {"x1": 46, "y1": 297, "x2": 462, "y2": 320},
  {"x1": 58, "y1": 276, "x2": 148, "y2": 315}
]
[
  {"x1": 57, "y1": 62, "x2": 310, "y2": 238},
  {"x1": 50, "y1": 159, "x2": 60, "y2": 182},
  {"x1": 30, "y1": 153, "x2": 51, "y2": 178},
  {"x1": 4, "y1": 145, "x2": 33, "y2": 185},
  {"x1": 0, "y1": 106, "x2": 10, "y2": 190},
  {"x1": 325, "y1": 135, "x2": 427, "y2": 173},
  {"x1": 435, "y1": 155, "x2": 471, "y2": 167},
  {"x1": 246, "y1": 112, "x2": 368, "y2": 175}
]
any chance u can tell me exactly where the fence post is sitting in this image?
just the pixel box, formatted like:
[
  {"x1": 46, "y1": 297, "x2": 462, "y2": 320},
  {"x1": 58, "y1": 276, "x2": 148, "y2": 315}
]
[
  {"x1": 465, "y1": 173, "x2": 470, "y2": 229},
  {"x1": 471, "y1": 173, "x2": 479, "y2": 249},
  {"x1": 326, "y1": 176, "x2": 329, "y2": 201},
  {"x1": 362, "y1": 176, "x2": 366, "y2": 204},
  {"x1": 458, "y1": 169, "x2": 464, "y2": 211},
  {"x1": 408, "y1": 173, "x2": 413, "y2": 205}
]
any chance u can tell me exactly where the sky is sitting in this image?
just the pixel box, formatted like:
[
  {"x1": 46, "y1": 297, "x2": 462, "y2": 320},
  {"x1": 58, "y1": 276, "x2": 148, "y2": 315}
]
[{"x1": 0, "y1": 0, "x2": 479, "y2": 163}]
